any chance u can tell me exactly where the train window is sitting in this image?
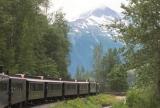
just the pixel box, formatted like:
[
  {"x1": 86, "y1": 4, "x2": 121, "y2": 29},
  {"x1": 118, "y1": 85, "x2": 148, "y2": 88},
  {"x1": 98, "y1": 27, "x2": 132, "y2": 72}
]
[
  {"x1": 11, "y1": 83, "x2": 23, "y2": 92},
  {"x1": 67, "y1": 84, "x2": 76, "y2": 90},
  {"x1": 48, "y1": 84, "x2": 53, "y2": 90},
  {"x1": 66, "y1": 84, "x2": 69, "y2": 89},
  {"x1": 37, "y1": 84, "x2": 43, "y2": 90},
  {"x1": 30, "y1": 83, "x2": 43, "y2": 91},
  {"x1": 0, "y1": 81, "x2": 7, "y2": 91},
  {"x1": 91, "y1": 84, "x2": 96, "y2": 90},
  {"x1": 80, "y1": 84, "x2": 87, "y2": 90},
  {"x1": 80, "y1": 85, "x2": 83, "y2": 89},
  {"x1": 48, "y1": 84, "x2": 61, "y2": 90},
  {"x1": 55, "y1": 84, "x2": 61, "y2": 89},
  {"x1": 67, "y1": 85, "x2": 70, "y2": 89},
  {"x1": 30, "y1": 83, "x2": 35, "y2": 91}
]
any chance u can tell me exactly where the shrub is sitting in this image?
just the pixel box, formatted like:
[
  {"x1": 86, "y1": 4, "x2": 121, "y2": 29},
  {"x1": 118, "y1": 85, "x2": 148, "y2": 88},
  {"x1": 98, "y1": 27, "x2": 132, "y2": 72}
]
[
  {"x1": 53, "y1": 94, "x2": 120, "y2": 108},
  {"x1": 126, "y1": 87, "x2": 160, "y2": 108},
  {"x1": 112, "y1": 102, "x2": 128, "y2": 108}
]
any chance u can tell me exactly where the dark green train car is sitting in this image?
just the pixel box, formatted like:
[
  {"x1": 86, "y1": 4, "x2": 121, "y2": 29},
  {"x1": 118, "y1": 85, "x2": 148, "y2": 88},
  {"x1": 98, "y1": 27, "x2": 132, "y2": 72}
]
[
  {"x1": 0, "y1": 74, "x2": 9, "y2": 108},
  {"x1": 45, "y1": 80, "x2": 63, "y2": 98},
  {"x1": 64, "y1": 81, "x2": 78, "y2": 96},
  {"x1": 89, "y1": 82, "x2": 97, "y2": 94},
  {"x1": 78, "y1": 81, "x2": 89, "y2": 95},
  {"x1": 26, "y1": 79, "x2": 45, "y2": 101},
  {"x1": 10, "y1": 76, "x2": 26, "y2": 106}
]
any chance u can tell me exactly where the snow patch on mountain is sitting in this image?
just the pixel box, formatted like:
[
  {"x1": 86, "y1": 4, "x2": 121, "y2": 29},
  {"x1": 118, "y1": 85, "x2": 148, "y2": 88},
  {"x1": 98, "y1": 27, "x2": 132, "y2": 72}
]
[{"x1": 68, "y1": 6, "x2": 122, "y2": 74}]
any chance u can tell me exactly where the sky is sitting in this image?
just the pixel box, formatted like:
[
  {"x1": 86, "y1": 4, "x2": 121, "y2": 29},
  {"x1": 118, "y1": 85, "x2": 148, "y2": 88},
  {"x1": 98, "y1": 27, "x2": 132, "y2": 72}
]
[{"x1": 50, "y1": 0, "x2": 127, "y2": 21}]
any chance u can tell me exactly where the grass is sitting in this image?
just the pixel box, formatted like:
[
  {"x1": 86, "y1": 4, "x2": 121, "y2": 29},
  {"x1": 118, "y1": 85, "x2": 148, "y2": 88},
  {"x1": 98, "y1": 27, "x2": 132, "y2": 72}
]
[
  {"x1": 112, "y1": 102, "x2": 128, "y2": 108},
  {"x1": 51, "y1": 94, "x2": 128, "y2": 108}
]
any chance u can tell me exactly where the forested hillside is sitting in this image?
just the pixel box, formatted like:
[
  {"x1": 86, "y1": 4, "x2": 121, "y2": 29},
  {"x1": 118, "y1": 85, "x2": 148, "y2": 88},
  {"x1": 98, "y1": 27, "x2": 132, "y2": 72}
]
[{"x1": 0, "y1": 0, "x2": 70, "y2": 78}]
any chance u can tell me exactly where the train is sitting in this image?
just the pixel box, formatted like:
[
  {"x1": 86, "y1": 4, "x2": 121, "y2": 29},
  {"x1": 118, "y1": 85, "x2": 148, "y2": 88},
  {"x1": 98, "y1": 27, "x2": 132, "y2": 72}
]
[{"x1": 0, "y1": 73, "x2": 100, "y2": 108}]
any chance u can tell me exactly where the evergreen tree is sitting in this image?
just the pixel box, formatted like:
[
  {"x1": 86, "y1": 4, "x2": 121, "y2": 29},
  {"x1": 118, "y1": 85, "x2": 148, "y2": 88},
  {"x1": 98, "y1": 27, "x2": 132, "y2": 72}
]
[
  {"x1": 0, "y1": 0, "x2": 70, "y2": 78},
  {"x1": 107, "y1": 0, "x2": 160, "y2": 106},
  {"x1": 43, "y1": 10, "x2": 70, "y2": 78},
  {"x1": 101, "y1": 48, "x2": 120, "y2": 80},
  {"x1": 75, "y1": 65, "x2": 85, "y2": 80},
  {"x1": 92, "y1": 43, "x2": 103, "y2": 81},
  {"x1": 108, "y1": 64, "x2": 128, "y2": 92}
]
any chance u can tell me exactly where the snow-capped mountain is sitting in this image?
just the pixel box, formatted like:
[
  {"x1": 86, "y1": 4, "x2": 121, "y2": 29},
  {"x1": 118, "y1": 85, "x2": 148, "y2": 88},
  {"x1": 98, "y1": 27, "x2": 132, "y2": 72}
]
[{"x1": 68, "y1": 7, "x2": 122, "y2": 74}]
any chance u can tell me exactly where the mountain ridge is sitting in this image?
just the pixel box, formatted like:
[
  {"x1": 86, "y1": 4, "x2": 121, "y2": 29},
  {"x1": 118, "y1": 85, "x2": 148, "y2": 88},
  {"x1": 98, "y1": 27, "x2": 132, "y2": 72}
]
[{"x1": 68, "y1": 6, "x2": 122, "y2": 74}]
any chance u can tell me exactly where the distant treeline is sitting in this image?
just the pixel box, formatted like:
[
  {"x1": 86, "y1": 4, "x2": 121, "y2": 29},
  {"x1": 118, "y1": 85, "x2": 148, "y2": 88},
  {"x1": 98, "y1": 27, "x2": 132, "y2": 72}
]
[
  {"x1": 75, "y1": 44, "x2": 128, "y2": 92},
  {"x1": 0, "y1": 0, "x2": 70, "y2": 79}
]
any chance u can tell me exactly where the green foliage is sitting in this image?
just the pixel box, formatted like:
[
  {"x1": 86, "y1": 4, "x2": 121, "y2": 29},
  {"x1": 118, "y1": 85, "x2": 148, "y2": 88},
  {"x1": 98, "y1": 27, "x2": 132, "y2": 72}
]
[
  {"x1": 34, "y1": 57, "x2": 59, "y2": 78},
  {"x1": 87, "y1": 94, "x2": 118, "y2": 105},
  {"x1": 112, "y1": 102, "x2": 128, "y2": 108},
  {"x1": 92, "y1": 43, "x2": 103, "y2": 81},
  {"x1": 106, "y1": 0, "x2": 160, "y2": 107},
  {"x1": 53, "y1": 94, "x2": 120, "y2": 108},
  {"x1": 75, "y1": 65, "x2": 86, "y2": 80},
  {"x1": 101, "y1": 48, "x2": 120, "y2": 81},
  {"x1": 92, "y1": 45, "x2": 128, "y2": 92},
  {"x1": 0, "y1": 0, "x2": 70, "y2": 78},
  {"x1": 42, "y1": 12, "x2": 70, "y2": 78},
  {"x1": 108, "y1": 65, "x2": 128, "y2": 92},
  {"x1": 53, "y1": 98, "x2": 100, "y2": 108},
  {"x1": 110, "y1": 0, "x2": 160, "y2": 94},
  {"x1": 126, "y1": 87, "x2": 160, "y2": 108},
  {"x1": 101, "y1": 49, "x2": 120, "y2": 75}
]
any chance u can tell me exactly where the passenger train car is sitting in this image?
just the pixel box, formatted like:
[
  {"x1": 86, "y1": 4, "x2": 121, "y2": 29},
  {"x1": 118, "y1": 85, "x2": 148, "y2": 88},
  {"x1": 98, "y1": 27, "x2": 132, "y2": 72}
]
[
  {"x1": 27, "y1": 78, "x2": 45, "y2": 101},
  {"x1": 63, "y1": 81, "x2": 78, "y2": 97},
  {"x1": 0, "y1": 73, "x2": 100, "y2": 108},
  {"x1": 78, "y1": 81, "x2": 89, "y2": 95},
  {"x1": 10, "y1": 76, "x2": 26, "y2": 107},
  {"x1": 89, "y1": 81, "x2": 97, "y2": 94},
  {"x1": 0, "y1": 74, "x2": 9, "y2": 108},
  {"x1": 45, "y1": 79, "x2": 63, "y2": 99}
]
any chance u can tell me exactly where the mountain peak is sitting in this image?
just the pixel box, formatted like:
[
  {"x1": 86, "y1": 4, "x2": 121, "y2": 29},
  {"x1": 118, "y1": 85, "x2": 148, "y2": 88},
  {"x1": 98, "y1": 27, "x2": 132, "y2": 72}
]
[
  {"x1": 92, "y1": 7, "x2": 119, "y2": 17},
  {"x1": 79, "y1": 6, "x2": 120, "y2": 19},
  {"x1": 68, "y1": 6, "x2": 122, "y2": 74}
]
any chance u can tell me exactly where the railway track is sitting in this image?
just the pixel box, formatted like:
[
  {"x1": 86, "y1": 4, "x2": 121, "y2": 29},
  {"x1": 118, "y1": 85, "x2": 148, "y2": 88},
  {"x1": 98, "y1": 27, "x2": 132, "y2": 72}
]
[{"x1": 29, "y1": 102, "x2": 61, "y2": 108}]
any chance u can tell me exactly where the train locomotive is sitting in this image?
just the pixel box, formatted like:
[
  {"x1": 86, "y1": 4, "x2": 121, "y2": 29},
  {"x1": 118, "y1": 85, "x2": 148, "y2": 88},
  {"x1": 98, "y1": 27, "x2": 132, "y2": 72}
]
[{"x1": 0, "y1": 73, "x2": 100, "y2": 108}]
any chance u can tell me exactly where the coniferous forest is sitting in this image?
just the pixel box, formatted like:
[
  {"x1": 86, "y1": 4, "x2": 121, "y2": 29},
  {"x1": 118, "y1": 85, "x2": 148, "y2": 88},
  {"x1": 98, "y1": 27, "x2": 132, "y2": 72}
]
[{"x1": 0, "y1": 0, "x2": 70, "y2": 79}]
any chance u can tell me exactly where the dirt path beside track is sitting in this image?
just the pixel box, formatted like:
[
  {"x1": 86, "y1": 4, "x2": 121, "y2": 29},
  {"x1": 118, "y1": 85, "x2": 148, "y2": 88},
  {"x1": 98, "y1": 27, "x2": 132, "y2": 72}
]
[{"x1": 29, "y1": 102, "x2": 62, "y2": 108}]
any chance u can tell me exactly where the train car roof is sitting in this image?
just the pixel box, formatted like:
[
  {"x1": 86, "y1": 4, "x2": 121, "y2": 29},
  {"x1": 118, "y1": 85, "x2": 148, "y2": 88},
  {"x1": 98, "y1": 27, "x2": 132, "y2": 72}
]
[
  {"x1": 0, "y1": 73, "x2": 9, "y2": 80},
  {"x1": 43, "y1": 79, "x2": 63, "y2": 83},
  {"x1": 63, "y1": 80, "x2": 79, "y2": 84},
  {"x1": 0, "y1": 74, "x2": 26, "y2": 80},
  {"x1": 26, "y1": 78, "x2": 63, "y2": 83},
  {"x1": 0, "y1": 73, "x2": 9, "y2": 77},
  {"x1": 89, "y1": 81, "x2": 96, "y2": 84},
  {"x1": 77, "y1": 81, "x2": 89, "y2": 84},
  {"x1": 26, "y1": 78, "x2": 46, "y2": 82},
  {"x1": 27, "y1": 79, "x2": 91, "y2": 83},
  {"x1": 9, "y1": 76, "x2": 26, "y2": 80}
]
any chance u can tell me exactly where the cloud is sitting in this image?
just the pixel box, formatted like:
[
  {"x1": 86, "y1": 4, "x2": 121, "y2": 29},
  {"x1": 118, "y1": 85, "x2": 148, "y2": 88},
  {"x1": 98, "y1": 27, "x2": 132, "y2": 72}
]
[{"x1": 50, "y1": 0, "x2": 127, "y2": 21}]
